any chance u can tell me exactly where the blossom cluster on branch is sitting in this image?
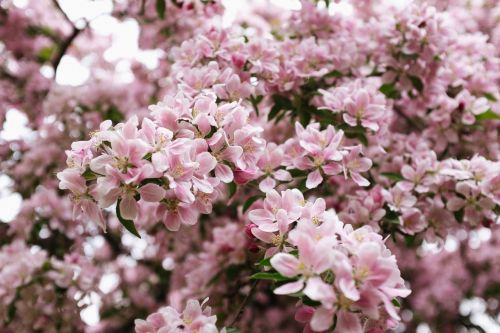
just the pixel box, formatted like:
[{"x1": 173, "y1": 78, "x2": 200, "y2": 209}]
[{"x1": 0, "y1": 0, "x2": 499, "y2": 332}]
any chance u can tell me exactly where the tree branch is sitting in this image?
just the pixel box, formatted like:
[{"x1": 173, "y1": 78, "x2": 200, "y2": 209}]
[
  {"x1": 51, "y1": 0, "x2": 86, "y2": 70},
  {"x1": 226, "y1": 279, "x2": 260, "y2": 328}
]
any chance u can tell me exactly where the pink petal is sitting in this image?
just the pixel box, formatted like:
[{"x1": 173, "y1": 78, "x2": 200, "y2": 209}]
[
  {"x1": 248, "y1": 209, "x2": 275, "y2": 224},
  {"x1": 174, "y1": 183, "x2": 195, "y2": 203},
  {"x1": 351, "y1": 172, "x2": 370, "y2": 187},
  {"x1": 306, "y1": 169, "x2": 323, "y2": 189},
  {"x1": 336, "y1": 311, "x2": 362, "y2": 333},
  {"x1": 139, "y1": 183, "x2": 166, "y2": 202},
  {"x1": 259, "y1": 176, "x2": 276, "y2": 193},
  {"x1": 310, "y1": 307, "x2": 334, "y2": 332},
  {"x1": 215, "y1": 164, "x2": 233, "y2": 183},
  {"x1": 274, "y1": 280, "x2": 304, "y2": 295},
  {"x1": 273, "y1": 169, "x2": 292, "y2": 181},
  {"x1": 270, "y1": 253, "x2": 300, "y2": 277},
  {"x1": 120, "y1": 196, "x2": 138, "y2": 220}
]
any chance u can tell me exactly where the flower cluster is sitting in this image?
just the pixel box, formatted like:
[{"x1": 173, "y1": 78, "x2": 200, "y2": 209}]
[
  {"x1": 0, "y1": 241, "x2": 98, "y2": 332},
  {"x1": 249, "y1": 189, "x2": 410, "y2": 332},
  {"x1": 135, "y1": 299, "x2": 221, "y2": 333},
  {"x1": 58, "y1": 93, "x2": 265, "y2": 232},
  {"x1": 1, "y1": 0, "x2": 500, "y2": 332}
]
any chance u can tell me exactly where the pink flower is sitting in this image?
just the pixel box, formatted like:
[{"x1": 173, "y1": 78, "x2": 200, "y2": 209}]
[
  {"x1": 293, "y1": 122, "x2": 344, "y2": 189},
  {"x1": 256, "y1": 143, "x2": 292, "y2": 192},
  {"x1": 343, "y1": 88, "x2": 385, "y2": 131},
  {"x1": 382, "y1": 183, "x2": 417, "y2": 212},
  {"x1": 248, "y1": 189, "x2": 304, "y2": 232},
  {"x1": 341, "y1": 146, "x2": 372, "y2": 187},
  {"x1": 207, "y1": 131, "x2": 243, "y2": 183},
  {"x1": 57, "y1": 169, "x2": 105, "y2": 230},
  {"x1": 270, "y1": 232, "x2": 335, "y2": 295}
]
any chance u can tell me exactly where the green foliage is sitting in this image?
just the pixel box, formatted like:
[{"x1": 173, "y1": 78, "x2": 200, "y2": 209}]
[
  {"x1": 249, "y1": 272, "x2": 293, "y2": 282},
  {"x1": 408, "y1": 75, "x2": 424, "y2": 93},
  {"x1": 475, "y1": 109, "x2": 500, "y2": 121},
  {"x1": 380, "y1": 172, "x2": 404, "y2": 182},
  {"x1": 379, "y1": 82, "x2": 401, "y2": 99},
  {"x1": 155, "y1": 0, "x2": 166, "y2": 19}
]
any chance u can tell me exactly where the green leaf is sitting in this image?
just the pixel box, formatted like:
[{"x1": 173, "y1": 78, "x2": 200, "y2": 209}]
[
  {"x1": 140, "y1": 178, "x2": 165, "y2": 186},
  {"x1": 392, "y1": 298, "x2": 401, "y2": 308},
  {"x1": 325, "y1": 69, "x2": 343, "y2": 78},
  {"x1": 255, "y1": 257, "x2": 271, "y2": 267},
  {"x1": 105, "y1": 105, "x2": 124, "y2": 124},
  {"x1": 116, "y1": 200, "x2": 141, "y2": 238},
  {"x1": 155, "y1": 0, "x2": 166, "y2": 19},
  {"x1": 379, "y1": 83, "x2": 400, "y2": 99},
  {"x1": 250, "y1": 272, "x2": 293, "y2": 281},
  {"x1": 226, "y1": 329, "x2": 241, "y2": 333},
  {"x1": 227, "y1": 181, "x2": 237, "y2": 198},
  {"x1": 453, "y1": 208, "x2": 464, "y2": 223},
  {"x1": 268, "y1": 95, "x2": 292, "y2": 121},
  {"x1": 288, "y1": 169, "x2": 308, "y2": 178},
  {"x1": 408, "y1": 75, "x2": 424, "y2": 93},
  {"x1": 250, "y1": 95, "x2": 263, "y2": 116},
  {"x1": 475, "y1": 109, "x2": 500, "y2": 121},
  {"x1": 243, "y1": 195, "x2": 262, "y2": 213},
  {"x1": 268, "y1": 104, "x2": 283, "y2": 121},
  {"x1": 483, "y1": 92, "x2": 498, "y2": 102},
  {"x1": 380, "y1": 172, "x2": 404, "y2": 182},
  {"x1": 82, "y1": 168, "x2": 97, "y2": 181},
  {"x1": 484, "y1": 282, "x2": 500, "y2": 298},
  {"x1": 36, "y1": 46, "x2": 55, "y2": 63}
]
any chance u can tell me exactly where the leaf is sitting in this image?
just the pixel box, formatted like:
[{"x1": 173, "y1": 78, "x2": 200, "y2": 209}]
[
  {"x1": 453, "y1": 208, "x2": 464, "y2": 223},
  {"x1": 484, "y1": 282, "x2": 500, "y2": 298},
  {"x1": 392, "y1": 298, "x2": 401, "y2": 308},
  {"x1": 249, "y1": 272, "x2": 293, "y2": 282},
  {"x1": 116, "y1": 200, "x2": 141, "y2": 238},
  {"x1": 408, "y1": 75, "x2": 424, "y2": 93},
  {"x1": 36, "y1": 46, "x2": 55, "y2": 63},
  {"x1": 227, "y1": 181, "x2": 237, "y2": 198},
  {"x1": 268, "y1": 104, "x2": 283, "y2": 121},
  {"x1": 226, "y1": 329, "x2": 241, "y2": 333},
  {"x1": 483, "y1": 92, "x2": 498, "y2": 102},
  {"x1": 105, "y1": 105, "x2": 124, "y2": 124},
  {"x1": 475, "y1": 109, "x2": 500, "y2": 121},
  {"x1": 325, "y1": 69, "x2": 343, "y2": 78},
  {"x1": 140, "y1": 178, "x2": 165, "y2": 186},
  {"x1": 380, "y1": 172, "x2": 404, "y2": 182},
  {"x1": 243, "y1": 195, "x2": 262, "y2": 213},
  {"x1": 288, "y1": 169, "x2": 308, "y2": 178},
  {"x1": 255, "y1": 257, "x2": 271, "y2": 267},
  {"x1": 250, "y1": 95, "x2": 263, "y2": 116},
  {"x1": 82, "y1": 168, "x2": 97, "y2": 181},
  {"x1": 155, "y1": 0, "x2": 166, "y2": 19},
  {"x1": 268, "y1": 95, "x2": 292, "y2": 121},
  {"x1": 379, "y1": 83, "x2": 400, "y2": 99}
]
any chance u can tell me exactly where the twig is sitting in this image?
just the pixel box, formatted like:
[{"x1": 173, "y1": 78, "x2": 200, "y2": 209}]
[
  {"x1": 51, "y1": 26, "x2": 82, "y2": 70},
  {"x1": 52, "y1": 0, "x2": 73, "y2": 25},
  {"x1": 51, "y1": 0, "x2": 86, "y2": 70},
  {"x1": 227, "y1": 279, "x2": 260, "y2": 328},
  {"x1": 393, "y1": 106, "x2": 423, "y2": 131}
]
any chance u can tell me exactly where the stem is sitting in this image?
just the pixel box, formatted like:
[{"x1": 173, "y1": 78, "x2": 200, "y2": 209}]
[
  {"x1": 226, "y1": 279, "x2": 260, "y2": 328},
  {"x1": 52, "y1": 26, "x2": 82, "y2": 70},
  {"x1": 51, "y1": 0, "x2": 86, "y2": 70},
  {"x1": 393, "y1": 106, "x2": 423, "y2": 131}
]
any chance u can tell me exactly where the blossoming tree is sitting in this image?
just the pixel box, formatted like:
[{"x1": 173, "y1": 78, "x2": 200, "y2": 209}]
[{"x1": 0, "y1": 0, "x2": 499, "y2": 332}]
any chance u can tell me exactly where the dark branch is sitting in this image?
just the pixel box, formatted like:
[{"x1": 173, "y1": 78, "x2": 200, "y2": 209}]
[
  {"x1": 51, "y1": 0, "x2": 86, "y2": 71},
  {"x1": 227, "y1": 279, "x2": 260, "y2": 328},
  {"x1": 51, "y1": 26, "x2": 82, "y2": 70}
]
